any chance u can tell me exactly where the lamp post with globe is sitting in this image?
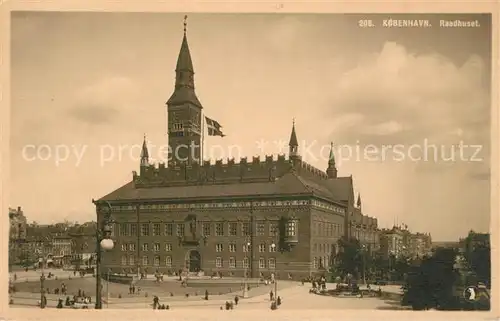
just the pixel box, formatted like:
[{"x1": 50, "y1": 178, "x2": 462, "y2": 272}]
[
  {"x1": 92, "y1": 200, "x2": 114, "y2": 309},
  {"x1": 270, "y1": 242, "x2": 278, "y2": 300},
  {"x1": 243, "y1": 241, "x2": 251, "y2": 298}
]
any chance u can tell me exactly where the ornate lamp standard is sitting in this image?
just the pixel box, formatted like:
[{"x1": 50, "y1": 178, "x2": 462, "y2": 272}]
[
  {"x1": 36, "y1": 249, "x2": 46, "y2": 309},
  {"x1": 361, "y1": 244, "x2": 367, "y2": 285},
  {"x1": 270, "y1": 242, "x2": 278, "y2": 300},
  {"x1": 243, "y1": 241, "x2": 251, "y2": 298},
  {"x1": 92, "y1": 200, "x2": 114, "y2": 309}
]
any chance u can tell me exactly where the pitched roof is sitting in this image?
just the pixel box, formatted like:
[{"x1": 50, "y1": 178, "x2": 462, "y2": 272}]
[
  {"x1": 98, "y1": 170, "x2": 352, "y2": 205},
  {"x1": 100, "y1": 172, "x2": 310, "y2": 202},
  {"x1": 166, "y1": 86, "x2": 202, "y2": 107}
]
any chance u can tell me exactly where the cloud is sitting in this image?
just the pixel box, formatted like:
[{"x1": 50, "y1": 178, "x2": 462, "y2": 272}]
[
  {"x1": 325, "y1": 42, "x2": 489, "y2": 149},
  {"x1": 68, "y1": 76, "x2": 140, "y2": 124}
]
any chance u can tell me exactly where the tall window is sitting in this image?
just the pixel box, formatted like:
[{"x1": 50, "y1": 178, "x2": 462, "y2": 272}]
[
  {"x1": 269, "y1": 222, "x2": 278, "y2": 236},
  {"x1": 286, "y1": 220, "x2": 297, "y2": 237},
  {"x1": 165, "y1": 223, "x2": 173, "y2": 236},
  {"x1": 165, "y1": 243, "x2": 172, "y2": 252},
  {"x1": 128, "y1": 243, "x2": 135, "y2": 251},
  {"x1": 129, "y1": 255, "x2": 135, "y2": 266},
  {"x1": 313, "y1": 257, "x2": 318, "y2": 269},
  {"x1": 154, "y1": 256, "x2": 160, "y2": 266},
  {"x1": 243, "y1": 257, "x2": 250, "y2": 269},
  {"x1": 121, "y1": 244, "x2": 127, "y2": 251},
  {"x1": 203, "y1": 223, "x2": 211, "y2": 236},
  {"x1": 120, "y1": 224, "x2": 129, "y2": 236},
  {"x1": 229, "y1": 222, "x2": 237, "y2": 236},
  {"x1": 242, "y1": 222, "x2": 250, "y2": 236},
  {"x1": 121, "y1": 256, "x2": 127, "y2": 266},
  {"x1": 216, "y1": 244, "x2": 223, "y2": 252},
  {"x1": 215, "y1": 223, "x2": 224, "y2": 236},
  {"x1": 259, "y1": 244, "x2": 266, "y2": 252},
  {"x1": 177, "y1": 224, "x2": 185, "y2": 237},
  {"x1": 166, "y1": 256, "x2": 172, "y2": 267},
  {"x1": 259, "y1": 257, "x2": 265, "y2": 269},
  {"x1": 216, "y1": 257, "x2": 223, "y2": 268},
  {"x1": 243, "y1": 243, "x2": 250, "y2": 252},
  {"x1": 256, "y1": 222, "x2": 265, "y2": 236},
  {"x1": 269, "y1": 244, "x2": 277, "y2": 252},
  {"x1": 153, "y1": 243, "x2": 160, "y2": 252},
  {"x1": 229, "y1": 257, "x2": 236, "y2": 268},
  {"x1": 142, "y1": 243, "x2": 149, "y2": 252},
  {"x1": 268, "y1": 258, "x2": 276, "y2": 269},
  {"x1": 142, "y1": 256, "x2": 149, "y2": 265},
  {"x1": 153, "y1": 224, "x2": 161, "y2": 236},
  {"x1": 228, "y1": 243, "x2": 236, "y2": 252},
  {"x1": 130, "y1": 223, "x2": 137, "y2": 236},
  {"x1": 141, "y1": 223, "x2": 150, "y2": 236}
]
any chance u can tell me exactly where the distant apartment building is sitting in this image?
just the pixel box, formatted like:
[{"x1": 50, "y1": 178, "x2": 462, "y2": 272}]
[
  {"x1": 52, "y1": 235, "x2": 73, "y2": 266},
  {"x1": 9, "y1": 207, "x2": 27, "y2": 240},
  {"x1": 408, "y1": 232, "x2": 432, "y2": 258},
  {"x1": 379, "y1": 227, "x2": 405, "y2": 258},
  {"x1": 8, "y1": 206, "x2": 28, "y2": 266}
]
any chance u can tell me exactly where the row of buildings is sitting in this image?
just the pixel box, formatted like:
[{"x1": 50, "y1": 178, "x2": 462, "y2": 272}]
[
  {"x1": 8, "y1": 208, "x2": 97, "y2": 270},
  {"x1": 90, "y1": 17, "x2": 433, "y2": 280}
]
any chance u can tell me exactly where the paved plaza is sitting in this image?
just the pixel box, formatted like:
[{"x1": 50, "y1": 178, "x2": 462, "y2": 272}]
[{"x1": 10, "y1": 270, "x2": 403, "y2": 310}]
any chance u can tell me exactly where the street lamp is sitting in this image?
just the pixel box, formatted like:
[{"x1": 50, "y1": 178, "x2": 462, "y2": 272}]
[
  {"x1": 243, "y1": 241, "x2": 251, "y2": 298},
  {"x1": 271, "y1": 243, "x2": 277, "y2": 301},
  {"x1": 35, "y1": 249, "x2": 46, "y2": 309},
  {"x1": 93, "y1": 200, "x2": 114, "y2": 309},
  {"x1": 361, "y1": 244, "x2": 366, "y2": 285}
]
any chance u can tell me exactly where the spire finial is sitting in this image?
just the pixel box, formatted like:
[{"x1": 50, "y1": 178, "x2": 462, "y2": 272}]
[
  {"x1": 144, "y1": 133, "x2": 146, "y2": 141},
  {"x1": 183, "y1": 15, "x2": 188, "y2": 35},
  {"x1": 292, "y1": 118, "x2": 295, "y2": 126}
]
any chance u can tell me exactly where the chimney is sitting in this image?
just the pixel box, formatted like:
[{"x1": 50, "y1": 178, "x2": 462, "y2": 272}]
[{"x1": 17, "y1": 206, "x2": 21, "y2": 212}]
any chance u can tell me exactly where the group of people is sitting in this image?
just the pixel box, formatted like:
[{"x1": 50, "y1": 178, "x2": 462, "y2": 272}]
[
  {"x1": 128, "y1": 283, "x2": 141, "y2": 295},
  {"x1": 152, "y1": 295, "x2": 169, "y2": 310}
]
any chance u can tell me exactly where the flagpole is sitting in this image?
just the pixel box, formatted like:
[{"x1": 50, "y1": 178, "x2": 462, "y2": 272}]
[{"x1": 201, "y1": 111, "x2": 205, "y2": 163}]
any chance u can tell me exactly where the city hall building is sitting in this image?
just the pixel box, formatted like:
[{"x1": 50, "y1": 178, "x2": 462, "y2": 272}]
[{"x1": 96, "y1": 19, "x2": 379, "y2": 280}]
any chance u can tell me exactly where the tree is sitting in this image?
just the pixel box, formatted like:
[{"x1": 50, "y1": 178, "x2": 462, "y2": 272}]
[
  {"x1": 333, "y1": 237, "x2": 363, "y2": 279},
  {"x1": 463, "y1": 231, "x2": 490, "y2": 287},
  {"x1": 402, "y1": 247, "x2": 460, "y2": 310}
]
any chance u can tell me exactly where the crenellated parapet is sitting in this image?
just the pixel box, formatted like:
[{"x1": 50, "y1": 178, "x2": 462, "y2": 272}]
[
  {"x1": 134, "y1": 154, "x2": 292, "y2": 187},
  {"x1": 133, "y1": 153, "x2": 334, "y2": 188}
]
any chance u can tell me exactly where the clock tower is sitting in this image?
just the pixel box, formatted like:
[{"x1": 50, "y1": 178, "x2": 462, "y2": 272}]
[{"x1": 166, "y1": 16, "x2": 203, "y2": 165}]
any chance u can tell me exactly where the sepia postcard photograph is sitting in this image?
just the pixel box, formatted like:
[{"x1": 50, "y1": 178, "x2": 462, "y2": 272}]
[{"x1": 2, "y1": 1, "x2": 497, "y2": 320}]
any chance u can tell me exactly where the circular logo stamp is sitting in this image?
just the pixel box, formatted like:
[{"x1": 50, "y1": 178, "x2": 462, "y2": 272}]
[{"x1": 463, "y1": 286, "x2": 479, "y2": 302}]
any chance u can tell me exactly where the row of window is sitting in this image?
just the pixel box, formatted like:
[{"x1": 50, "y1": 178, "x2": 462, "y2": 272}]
[
  {"x1": 119, "y1": 256, "x2": 277, "y2": 269},
  {"x1": 313, "y1": 221, "x2": 344, "y2": 237},
  {"x1": 115, "y1": 221, "x2": 297, "y2": 238},
  {"x1": 120, "y1": 242, "x2": 278, "y2": 253}
]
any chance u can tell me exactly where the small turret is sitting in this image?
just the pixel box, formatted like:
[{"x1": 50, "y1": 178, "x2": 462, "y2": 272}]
[
  {"x1": 326, "y1": 142, "x2": 337, "y2": 179},
  {"x1": 140, "y1": 134, "x2": 149, "y2": 175}
]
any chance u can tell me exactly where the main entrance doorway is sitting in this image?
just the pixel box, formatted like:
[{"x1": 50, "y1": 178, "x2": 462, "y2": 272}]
[{"x1": 188, "y1": 250, "x2": 201, "y2": 272}]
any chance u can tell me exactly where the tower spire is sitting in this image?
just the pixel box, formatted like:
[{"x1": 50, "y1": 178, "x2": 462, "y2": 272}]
[
  {"x1": 326, "y1": 142, "x2": 338, "y2": 179},
  {"x1": 140, "y1": 134, "x2": 149, "y2": 170},
  {"x1": 288, "y1": 119, "x2": 301, "y2": 167},
  {"x1": 357, "y1": 193, "x2": 362, "y2": 208},
  {"x1": 184, "y1": 15, "x2": 187, "y2": 35}
]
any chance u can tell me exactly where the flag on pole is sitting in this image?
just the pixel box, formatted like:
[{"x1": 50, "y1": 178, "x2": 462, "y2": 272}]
[{"x1": 205, "y1": 116, "x2": 225, "y2": 137}]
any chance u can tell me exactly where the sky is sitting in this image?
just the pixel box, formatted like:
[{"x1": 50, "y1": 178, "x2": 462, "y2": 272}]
[{"x1": 10, "y1": 12, "x2": 492, "y2": 241}]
